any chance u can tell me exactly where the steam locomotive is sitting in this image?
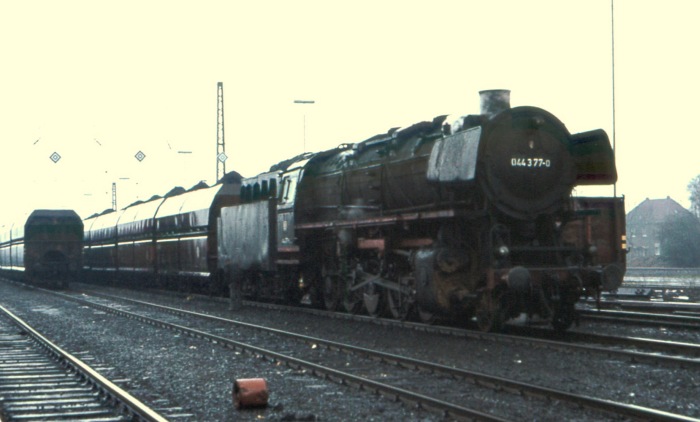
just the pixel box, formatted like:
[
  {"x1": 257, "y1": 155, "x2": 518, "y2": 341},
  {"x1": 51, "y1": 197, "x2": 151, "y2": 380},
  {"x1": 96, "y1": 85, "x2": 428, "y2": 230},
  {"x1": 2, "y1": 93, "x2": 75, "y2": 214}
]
[
  {"x1": 0, "y1": 210, "x2": 84, "y2": 288},
  {"x1": 79, "y1": 89, "x2": 625, "y2": 332},
  {"x1": 219, "y1": 89, "x2": 626, "y2": 331}
]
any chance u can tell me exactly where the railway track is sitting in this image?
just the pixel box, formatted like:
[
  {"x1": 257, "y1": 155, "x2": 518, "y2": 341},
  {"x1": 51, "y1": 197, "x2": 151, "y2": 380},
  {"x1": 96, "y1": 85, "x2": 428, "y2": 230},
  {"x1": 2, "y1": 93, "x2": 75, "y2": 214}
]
[
  {"x1": 79, "y1": 284, "x2": 700, "y2": 369},
  {"x1": 584, "y1": 296, "x2": 700, "y2": 314},
  {"x1": 580, "y1": 308, "x2": 700, "y2": 330},
  {"x1": 224, "y1": 292, "x2": 700, "y2": 369},
  {"x1": 509, "y1": 325, "x2": 700, "y2": 367},
  {"x1": 40, "y1": 286, "x2": 699, "y2": 421},
  {"x1": 0, "y1": 303, "x2": 167, "y2": 421}
]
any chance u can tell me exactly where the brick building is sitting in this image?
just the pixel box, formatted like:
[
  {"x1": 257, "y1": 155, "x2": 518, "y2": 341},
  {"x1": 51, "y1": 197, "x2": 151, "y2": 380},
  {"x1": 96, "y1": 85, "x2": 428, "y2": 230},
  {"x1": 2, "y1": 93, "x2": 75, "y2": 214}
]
[{"x1": 626, "y1": 197, "x2": 694, "y2": 265}]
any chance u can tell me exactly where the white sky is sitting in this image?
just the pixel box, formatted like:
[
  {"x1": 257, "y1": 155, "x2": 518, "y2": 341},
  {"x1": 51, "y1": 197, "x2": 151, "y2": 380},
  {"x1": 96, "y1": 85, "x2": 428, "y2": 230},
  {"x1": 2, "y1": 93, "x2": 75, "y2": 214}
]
[{"x1": 1, "y1": 0, "x2": 698, "y2": 222}]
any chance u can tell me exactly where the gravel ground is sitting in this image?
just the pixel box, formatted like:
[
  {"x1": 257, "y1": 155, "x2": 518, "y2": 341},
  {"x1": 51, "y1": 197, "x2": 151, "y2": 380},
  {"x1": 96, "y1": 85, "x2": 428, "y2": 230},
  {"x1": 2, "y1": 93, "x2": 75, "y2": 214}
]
[
  {"x1": 2, "y1": 280, "x2": 700, "y2": 421},
  {"x1": 0, "y1": 282, "x2": 445, "y2": 421},
  {"x1": 130, "y1": 287, "x2": 700, "y2": 419}
]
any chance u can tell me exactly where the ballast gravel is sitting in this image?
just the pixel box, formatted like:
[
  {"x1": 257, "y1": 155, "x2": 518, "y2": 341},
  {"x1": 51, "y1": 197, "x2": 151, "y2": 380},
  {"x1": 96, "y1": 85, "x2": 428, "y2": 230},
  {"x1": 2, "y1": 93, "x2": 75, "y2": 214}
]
[{"x1": 1, "y1": 280, "x2": 699, "y2": 421}]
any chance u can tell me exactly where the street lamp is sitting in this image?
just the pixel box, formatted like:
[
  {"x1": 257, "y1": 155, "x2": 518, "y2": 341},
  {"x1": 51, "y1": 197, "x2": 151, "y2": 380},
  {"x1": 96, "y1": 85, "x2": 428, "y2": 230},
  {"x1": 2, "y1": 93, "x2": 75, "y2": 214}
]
[{"x1": 293, "y1": 100, "x2": 315, "y2": 152}]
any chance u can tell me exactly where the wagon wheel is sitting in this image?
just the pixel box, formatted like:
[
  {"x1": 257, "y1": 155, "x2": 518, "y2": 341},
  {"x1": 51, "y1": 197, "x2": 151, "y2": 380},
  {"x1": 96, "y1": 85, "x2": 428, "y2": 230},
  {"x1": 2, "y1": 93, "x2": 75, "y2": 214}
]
[
  {"x1": 386, "y1": 275, "x2": 414, "y2": 320},
  {"x1": 386, "y1": 288, "x2": 412, "y2": 320},
  {"x1": 322, "y1": 270, "x2": 341, "y2": 311},
  {"x1": 360, "y1": 260, "x2": 384, "y2": 317},
  {"x1": 363, "y1": 281, "x2": 384, "y2": 317},
  {"x1": 475, "y1": 290, "x2": 505, "y2": 332},
  {"x1": 342, "y1": 269, "x2": 363, "y2": 314},
  {"x1": 284, "y1": 273, "x2": 304, "y2": 305},
  {"x1": 551, "y1": 301, "x2": 576, "y2": 332},
  {"x1": 417, "y1": 306, "x2": 435, "y2": 324}
]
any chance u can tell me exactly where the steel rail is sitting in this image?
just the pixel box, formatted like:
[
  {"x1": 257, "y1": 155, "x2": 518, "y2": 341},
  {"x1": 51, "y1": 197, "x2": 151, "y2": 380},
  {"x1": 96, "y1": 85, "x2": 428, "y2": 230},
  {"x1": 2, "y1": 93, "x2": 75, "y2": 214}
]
[
  {"x1": 69, "y1": 289, "x2": 699, "y2": 422},
  {"x1": 246, "y1": 296, "x2": 700, "y2": 369},
  {"x1": 0, "y1": 304, "x2": 168, "y2": 422},
  {"x1": 76, "y1": 284, "x2": 700, "y2": 369},
  {"x1": 580, "y1": 308, "x2": 700, "y2": 330},
  {"x1": 558, "y1": 329, "x2": 700, "y2": 357},
  {"x1": 53, "y1": 291, "x2": 505, "y2": 422},
  {"x1": 583, "y1": 298, "x2": 700, "y2": 313}
]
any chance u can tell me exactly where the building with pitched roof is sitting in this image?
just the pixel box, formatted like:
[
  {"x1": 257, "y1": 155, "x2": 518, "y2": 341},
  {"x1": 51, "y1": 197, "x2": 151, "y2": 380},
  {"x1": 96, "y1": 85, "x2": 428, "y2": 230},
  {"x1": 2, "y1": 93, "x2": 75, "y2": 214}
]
[{"x1": 626, "y1": 197, "x2": 696, "y2": 266}]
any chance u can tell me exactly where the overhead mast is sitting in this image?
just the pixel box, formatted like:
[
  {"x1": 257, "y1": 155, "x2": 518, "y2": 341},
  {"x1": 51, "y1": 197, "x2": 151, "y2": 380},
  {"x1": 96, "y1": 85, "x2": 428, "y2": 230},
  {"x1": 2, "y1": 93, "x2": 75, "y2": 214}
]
[
  {"x1": 216, "y1": 82, "x2": 227, "y2": 183},
  {"x1": 112, "y1": 182, "x2": 117, "y2": 211}
]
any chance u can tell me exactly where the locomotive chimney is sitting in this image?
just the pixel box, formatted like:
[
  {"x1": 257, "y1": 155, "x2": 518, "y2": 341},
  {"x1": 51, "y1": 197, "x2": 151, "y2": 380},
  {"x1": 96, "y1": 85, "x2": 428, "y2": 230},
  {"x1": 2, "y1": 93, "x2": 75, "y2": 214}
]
[{"x1": 479, "y1": 89, "x2": 511, "y2": 119}]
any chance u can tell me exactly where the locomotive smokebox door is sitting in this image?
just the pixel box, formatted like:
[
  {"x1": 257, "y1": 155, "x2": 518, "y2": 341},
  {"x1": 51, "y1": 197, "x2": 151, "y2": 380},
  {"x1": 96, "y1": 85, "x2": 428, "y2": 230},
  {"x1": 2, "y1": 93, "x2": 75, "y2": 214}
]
[
  {"x1": 478, "y1": 107, "x2": 576, "y2": 220},
  {"x1": 427, "y1": 127, "x2": 480, "y2": 184}
]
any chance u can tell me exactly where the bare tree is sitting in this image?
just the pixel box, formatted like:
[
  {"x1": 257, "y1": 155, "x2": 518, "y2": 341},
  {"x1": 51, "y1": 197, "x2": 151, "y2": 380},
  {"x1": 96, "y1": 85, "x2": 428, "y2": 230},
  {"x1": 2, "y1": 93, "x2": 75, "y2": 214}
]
[
  {"x1": 659, "y1": 212, "x2": 700, "y2": 267},
  {"x1": 688, "y1": 175, "x2": 700, "y2": 218}
]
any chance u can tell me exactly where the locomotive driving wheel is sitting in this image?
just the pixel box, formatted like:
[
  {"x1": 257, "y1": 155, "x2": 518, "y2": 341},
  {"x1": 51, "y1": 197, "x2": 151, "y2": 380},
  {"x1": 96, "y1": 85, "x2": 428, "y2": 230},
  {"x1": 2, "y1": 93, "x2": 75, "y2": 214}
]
[
  {"x1": 342, "y1": 272, "x2": 363, "y2": 314},
  {"x1": 475, "y1": 290, "x2": 505, "y2": 332},
  {"x1": 386, "y1": 275, "x2": 414, "y2": 320},
  {"x1": 363, "y1": 281, "x2": 383, "y2": 317},
  {"x1": 322, "y1": 260, "x2": 363, "y2": 313}
]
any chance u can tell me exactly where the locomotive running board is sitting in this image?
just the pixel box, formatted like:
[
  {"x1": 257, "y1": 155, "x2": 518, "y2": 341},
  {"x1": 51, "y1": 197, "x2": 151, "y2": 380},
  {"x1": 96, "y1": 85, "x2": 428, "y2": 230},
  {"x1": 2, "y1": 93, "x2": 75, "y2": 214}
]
[{"x1": 295, "y1": 209, "x2": 487, "y2": 230}]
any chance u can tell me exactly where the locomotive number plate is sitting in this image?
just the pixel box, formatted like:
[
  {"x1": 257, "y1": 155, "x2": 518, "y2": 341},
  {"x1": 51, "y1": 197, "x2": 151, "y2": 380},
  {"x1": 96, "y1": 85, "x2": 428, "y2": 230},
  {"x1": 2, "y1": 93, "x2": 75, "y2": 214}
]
[{"x1": 511, "y1": 157, "x2": 551, "y2": 168}]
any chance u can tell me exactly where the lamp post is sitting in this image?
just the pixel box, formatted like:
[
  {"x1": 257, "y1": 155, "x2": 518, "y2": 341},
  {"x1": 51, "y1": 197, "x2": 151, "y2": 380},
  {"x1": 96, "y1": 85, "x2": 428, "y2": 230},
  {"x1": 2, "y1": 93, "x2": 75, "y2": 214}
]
[
  {"x1": 293, "y1": 100, "x2": 315, "y2": 152},
  {"x1": 178, "y1": 150, "x2": 192, "y2": 187}
]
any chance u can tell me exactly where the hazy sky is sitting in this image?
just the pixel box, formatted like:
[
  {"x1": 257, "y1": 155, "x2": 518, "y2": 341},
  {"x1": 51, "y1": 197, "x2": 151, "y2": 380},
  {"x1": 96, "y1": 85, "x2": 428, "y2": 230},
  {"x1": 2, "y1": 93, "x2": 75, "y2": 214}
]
[{"x1": 1, "y1": 0, "x2": 698, "y2": 222}]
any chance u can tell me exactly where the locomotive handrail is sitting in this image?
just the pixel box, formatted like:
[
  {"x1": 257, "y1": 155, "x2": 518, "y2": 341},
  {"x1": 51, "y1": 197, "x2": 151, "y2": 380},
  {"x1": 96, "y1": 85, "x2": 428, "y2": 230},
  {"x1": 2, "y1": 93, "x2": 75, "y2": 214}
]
[
  {"x1": 296, "y1": 208, "x2": 490, "y2": 231},
  {"x1": 508, "y1": 245, "x2": 579, "y2": 252}
]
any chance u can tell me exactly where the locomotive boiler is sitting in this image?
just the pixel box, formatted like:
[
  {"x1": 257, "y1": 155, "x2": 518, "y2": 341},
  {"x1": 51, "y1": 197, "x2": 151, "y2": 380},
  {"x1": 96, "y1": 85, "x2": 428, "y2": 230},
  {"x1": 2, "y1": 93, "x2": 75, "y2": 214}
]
[{"x1": 219, "y1": 90, "x2": 626, "y2": 331}]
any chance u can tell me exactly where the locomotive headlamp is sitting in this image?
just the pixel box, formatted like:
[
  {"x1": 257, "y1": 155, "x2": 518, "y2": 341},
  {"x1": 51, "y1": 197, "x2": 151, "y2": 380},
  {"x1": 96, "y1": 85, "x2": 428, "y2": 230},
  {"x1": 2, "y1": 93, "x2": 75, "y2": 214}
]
[
  {"x1": 495, "y1": 245, "x2": 510, "y2": 257},
  {"x1": 529, "y1": 116, "x2": 545, "y2": 128}
]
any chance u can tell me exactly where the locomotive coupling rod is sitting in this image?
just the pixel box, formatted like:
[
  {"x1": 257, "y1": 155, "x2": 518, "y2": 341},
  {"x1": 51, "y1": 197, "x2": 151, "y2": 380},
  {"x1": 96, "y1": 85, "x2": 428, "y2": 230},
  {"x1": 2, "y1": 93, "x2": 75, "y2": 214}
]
[
  {"x1": 348, "y1": 273, "x2": 382, "y2": 292},
  {"x1": 349, "y1": 271, "x2": 412, "y2": 295}
]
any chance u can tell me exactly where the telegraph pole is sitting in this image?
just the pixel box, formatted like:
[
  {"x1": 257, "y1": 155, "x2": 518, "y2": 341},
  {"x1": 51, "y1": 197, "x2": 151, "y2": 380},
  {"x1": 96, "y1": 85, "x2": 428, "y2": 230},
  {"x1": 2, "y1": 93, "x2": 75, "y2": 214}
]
[{"x1": 216, "y1": 82, "x2": 227, "y2": 183}]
